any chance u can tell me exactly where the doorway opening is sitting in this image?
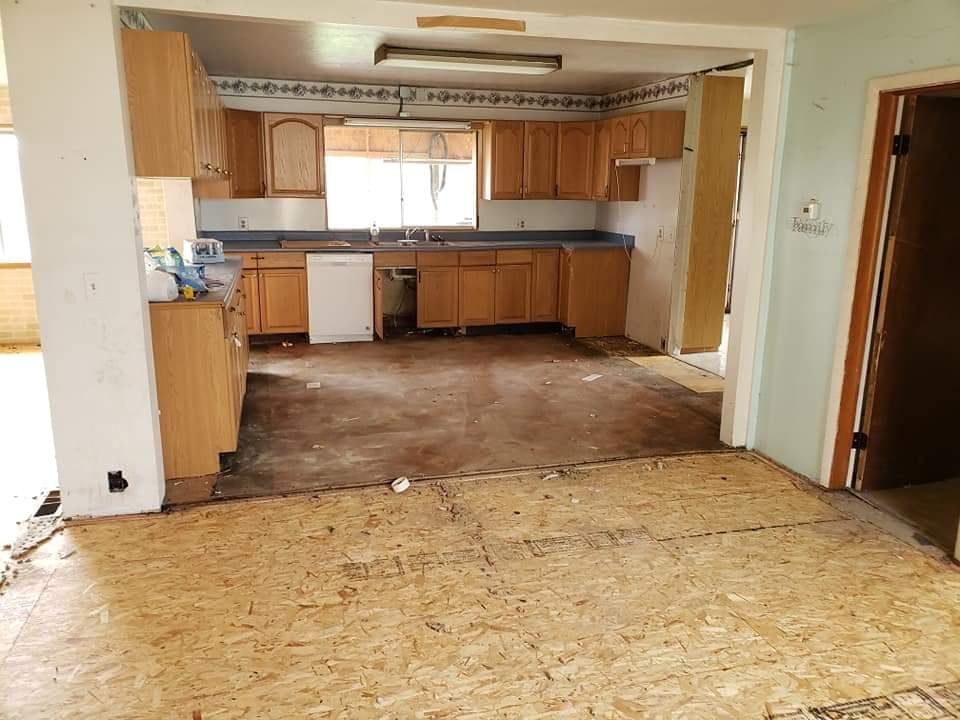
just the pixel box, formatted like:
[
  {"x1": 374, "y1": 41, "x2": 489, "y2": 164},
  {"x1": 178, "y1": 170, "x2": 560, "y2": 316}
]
[{"x1": 843, "y1": 86, "x2": 960, "y2": 554}]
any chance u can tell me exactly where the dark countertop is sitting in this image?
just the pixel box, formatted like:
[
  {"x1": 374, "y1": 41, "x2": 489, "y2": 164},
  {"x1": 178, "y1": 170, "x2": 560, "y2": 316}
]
[
  {"x1": 149, "y1": 257, "x2": 241, "y2": 307},
  {"x1": 220, "y1": 238, "x2": 632, "y2": 253}
]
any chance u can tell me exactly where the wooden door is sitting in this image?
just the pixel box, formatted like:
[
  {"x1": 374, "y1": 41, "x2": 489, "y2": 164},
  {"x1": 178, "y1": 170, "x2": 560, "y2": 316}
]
[
  {"x1": 522, "y1": 121, "x2": 558, "y2": 198},
  {"x1": 485, "y1": 121, "x2": 524, "y2": 199},
  {"x1": 531, "y1": 249, "x2": 559, "y2": 322},
  {"x1": 373, "y1": 270, "x2": 385, "y2": 340},
  {"x1": 610, "y1": 115, "x2": 632, "y2": 159},
  {"x1": 226, "y1": 109, "x2": 264, "y2": 198},
  {"x1": 263, "y1": 113, "x2": 324, "y2": 198},
  {"x1": 591, "y1": 120, "x2": 612, "y2": 200},
  {"x1": 258, "y1": 269, "x2": 307, "y2": 333},
  {"x1": 417, "y1": 268, "x2": 459, "y2": 328},
  {"x1": 857, "y1": 96, "x2": 960, "y2": 491},
  {"x1": 240, "y1": 271, "x2": 262, "y2": 334},
  {"x1": 459, "y1": 266, "x2": 496, "y2": 326},
  {"x1": 494, "y1": 264, "x2": 532, "y2": 324},
  {"x1": 628, "y1": 113, "x2": 651, "y2": 157},
  {"x1": 557, "y1": 122, "x2": 595, "y2": 199}
]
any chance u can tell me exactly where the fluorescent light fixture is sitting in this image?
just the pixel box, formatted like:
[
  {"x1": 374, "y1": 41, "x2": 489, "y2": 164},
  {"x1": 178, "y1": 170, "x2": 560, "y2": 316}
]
[
  {"x1": 343, "y1": 117, "x2": 472, "y2": 130},
  {"x1": 375, "y1": 45, "x2": 560, "y2": 76},
  {"x1": 614, "y1": 157, "x2": 657, "y2": 167}
]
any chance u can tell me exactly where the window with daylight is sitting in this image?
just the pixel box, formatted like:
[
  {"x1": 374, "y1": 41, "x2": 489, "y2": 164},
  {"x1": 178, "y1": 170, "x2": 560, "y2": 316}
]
[{"x1": 323, "y1": 125, "x2": 477, "y2": 230}]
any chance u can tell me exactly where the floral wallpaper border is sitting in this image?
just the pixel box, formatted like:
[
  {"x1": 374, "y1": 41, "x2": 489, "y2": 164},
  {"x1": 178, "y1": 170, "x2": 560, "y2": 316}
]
[{"x1": 212, "y1": 75, "x2": 689, "y2": 113}]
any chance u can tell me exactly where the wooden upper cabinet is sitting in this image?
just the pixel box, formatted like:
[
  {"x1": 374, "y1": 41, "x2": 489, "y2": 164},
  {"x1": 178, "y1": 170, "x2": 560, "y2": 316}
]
[
  {"x1": 522, "y1": 121, "x2": 558, "y2": 199},
  {"x1": 483, "y1": 121, "x2": 524, "y2": 199},
  {"x1": 459, "y1": 266, "x2": 497, "y2": 326},
  {"x1": 531, "y1": 249, "x2": 560, "y2": 322},
  {"x1": 263, "y1": 113, "x2": 325, "y2": 198},
  {"x1": 226, "y1": 110, "x2": 264, "y2": 198},
  {"x1": 629, "y1": 113, "x2": 651, "y2": 157},
  {"x1": 610, "y1": 115, "x2": 632, "y2": 159},
  {"x1": 556, "y1": 122, "x2": 595, "y2": 200},
  {"x1": 591, "y1": 120, "x2": 612, "y2": 201},
  {"x1": 606, "y1": 111, "x2": 685, "y2": 161},
  {"x1": 647, "y1": 111, "x2": 685, "y2": 159}
]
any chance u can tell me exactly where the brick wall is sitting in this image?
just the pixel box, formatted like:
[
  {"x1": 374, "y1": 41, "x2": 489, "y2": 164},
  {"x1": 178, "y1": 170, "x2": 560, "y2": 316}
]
[
  {"x1": 136, "y1": 177, "x2": 169, "y2": 248},
  {"x1": 0, "y1": 265, "x2": 40, "y2": 345}
]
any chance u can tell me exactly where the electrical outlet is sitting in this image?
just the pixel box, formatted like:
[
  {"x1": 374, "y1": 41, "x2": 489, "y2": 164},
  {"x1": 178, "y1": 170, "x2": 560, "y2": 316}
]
[
  {"x1": 657, "y1": 226, "x2": 664, "y2": 241},
  {"x1": 516, "y1": 218, "x2": 526, "y2": 229},
  {"x1": 238, "y1": 216, "x2": 250, "y2": 230},
  {"x1": 107, "y1": 470, "x2": 128, "y2": 493},
  {"x1": 83, "y1": 272, "x2": 102, "y2": 300}
]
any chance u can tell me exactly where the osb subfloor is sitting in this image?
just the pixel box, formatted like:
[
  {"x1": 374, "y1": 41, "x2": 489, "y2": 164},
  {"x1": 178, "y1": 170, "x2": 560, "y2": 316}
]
[
  {"x1": 860, "y1": 477, "x2": 960, "y2": 552},
  {"x1": 169, "y1": 333, "x2": 724, "y2": 503},
  {"x1": 4, "y1": 452, "x2": 960, "y2": 719}
]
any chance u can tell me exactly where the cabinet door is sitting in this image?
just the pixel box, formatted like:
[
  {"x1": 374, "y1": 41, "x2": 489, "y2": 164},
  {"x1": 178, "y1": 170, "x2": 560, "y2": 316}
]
[
  {"x1": 494, "y1": 264, "x2": 532, "y2": 324},
  {"x1": 556, "y1": 122, "x2": 595, "y2": 200},
  {"x1": 417, "y1": 268, "x2": 459, "y2": 328},
  {"x1": 486, "y1": 121, "x2": 524, "y2": 199},
  {"x1": 459, "y1": 266, "x2": 496, "y2": 326},
  {"x1": 373, "y1": 270, "x2": 384, "y2": 340},
  {"x1": 629, "y1": 113, "x2": 651, "y2": 157},
  {"x1": 591, "y1": 120, "x2": 612, "y2": 201},
  {"x1": 522, "y1": 121, "x2": 558, "y2": 199},
  {"x1": 610, "y1": 115, "x2": 632, "y2": 159},
  {"x1": 531, "y1": 249, "x2": 560, "y2": 322},
  {"x1": 226, "y1": 109, "x2": 264, "y2": 198},
  {"x1": 258, "y1": 268, "x2": 308, "y2": 333},
  {"x1": 263, "y1": 113, "x2": 324, "y2": 198},
  {"x1": 241, "y1": 271, "x2": 262, "y2": 335}
]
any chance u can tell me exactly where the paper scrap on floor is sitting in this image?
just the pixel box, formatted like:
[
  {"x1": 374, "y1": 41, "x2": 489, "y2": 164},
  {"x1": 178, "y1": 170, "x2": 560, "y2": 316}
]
[
  {"x1": 581, "y1": 373, "x2": 603, "y2": 382},
  {"x1": 626, "y1": 355, "x2": 724, "y2": 393}
]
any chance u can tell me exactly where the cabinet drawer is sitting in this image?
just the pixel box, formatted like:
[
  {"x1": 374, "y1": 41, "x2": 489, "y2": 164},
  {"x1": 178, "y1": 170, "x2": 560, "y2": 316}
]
[
  {"x1": 257, "y1": 251, "x2": 306, "y2": 269},
  {"x1": 496, "y1": 248, "x2": 533, "y2": 264},
  {"x1": 374, "y1": 251, "x2": 417, "y2": 268},
  {"x1": 226, "y1": 252, "x2": 260, "y2": 270},
  {"x1": 459, "y1": 250, "x2": 497, "y2": 266},
  {"x1": 417, "y1": 252, "x2": 459, "y2": 267}
]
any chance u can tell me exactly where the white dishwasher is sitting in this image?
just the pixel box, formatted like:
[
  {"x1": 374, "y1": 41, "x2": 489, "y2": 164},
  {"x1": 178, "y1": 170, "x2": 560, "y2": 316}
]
[{"x1": 307, "y1": 253, "x2": 373, "y2": 344}]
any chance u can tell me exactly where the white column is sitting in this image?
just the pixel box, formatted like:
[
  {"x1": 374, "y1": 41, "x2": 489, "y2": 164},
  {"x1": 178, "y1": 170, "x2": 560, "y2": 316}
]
[{"x1": 0, "y1": 1, "x2": 165, "y2": 516}]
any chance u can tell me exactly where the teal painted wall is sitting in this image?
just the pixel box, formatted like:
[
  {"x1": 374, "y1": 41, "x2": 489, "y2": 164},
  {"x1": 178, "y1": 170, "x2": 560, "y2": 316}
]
[{"x1": 754, "y1": 0, "x2": 960, "y2": 479}]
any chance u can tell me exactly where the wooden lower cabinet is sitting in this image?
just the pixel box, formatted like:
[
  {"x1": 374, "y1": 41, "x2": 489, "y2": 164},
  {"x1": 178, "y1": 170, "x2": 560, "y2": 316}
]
[
  {"x1": 459, "y1": 265, "x2": 496, "y2": 326},
  {"x1": 417, "y1": 267, "x2": 459, "y2": 328},
  {"x1": 559, "y1": 248, "x2": 629, "y2": 337},
  {"x1": 258, "y1": 268, "x2": 308, "y2": 333},
  {"x1": 494, "y1": 264, "x2": 532, "y2": 324},
  {"x1": 240, "y1": 271, "x2": 262, "y2": 334},
  {"x1": 531, "y1": 249, "x2": 559, "y2": 321}
]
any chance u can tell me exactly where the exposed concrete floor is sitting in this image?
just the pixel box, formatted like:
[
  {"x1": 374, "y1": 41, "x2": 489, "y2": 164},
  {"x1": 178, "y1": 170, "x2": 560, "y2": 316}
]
[
  {"x1": 859, "y1": 477, "x2": 960, "y2": 553},
  {"x1": 167, "y1": 333, "x2": 724, "y2": 504},
  {"x1": 4, "y1": 453, "x2": 960, "y2": 718},
  {"x1": 0, "y1": 347, "x2": 56, "y2": 552}
]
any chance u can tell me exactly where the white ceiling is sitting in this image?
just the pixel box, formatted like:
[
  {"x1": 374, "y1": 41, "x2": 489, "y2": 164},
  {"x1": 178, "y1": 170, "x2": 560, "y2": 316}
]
[
  {"x1": 385, "y1": 0, "x2": 892, "y2": 29},
  {"x1": 142, "y1": 12, "x2": 750, "y2": 94}
]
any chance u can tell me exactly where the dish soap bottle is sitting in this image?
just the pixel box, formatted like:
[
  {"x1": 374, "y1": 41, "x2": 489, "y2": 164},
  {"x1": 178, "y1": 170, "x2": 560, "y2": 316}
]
[{"x1": 369, "y1": 221, "x2": 380, "y2": 243}]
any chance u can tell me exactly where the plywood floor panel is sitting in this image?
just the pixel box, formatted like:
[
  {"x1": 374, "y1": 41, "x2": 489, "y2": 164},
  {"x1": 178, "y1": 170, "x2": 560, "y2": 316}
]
[{"x1": 2, "y1": 452, "x2": 959, "y2": 719}]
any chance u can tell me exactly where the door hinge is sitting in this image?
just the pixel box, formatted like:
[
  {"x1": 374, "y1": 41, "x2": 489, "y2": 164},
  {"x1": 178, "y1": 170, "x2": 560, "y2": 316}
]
[
  {"x1": 891, "y1": 134, "x2": 911, "y2": 156},
  {"x1": 852, "y1": 431, "x2": 868, "y2": 450}
]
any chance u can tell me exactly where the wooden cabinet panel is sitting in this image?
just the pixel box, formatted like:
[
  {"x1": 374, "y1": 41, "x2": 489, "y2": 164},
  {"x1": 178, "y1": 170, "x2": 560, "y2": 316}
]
[
  {"x1": 560, "y1": 248, "x2": 629, "y2": 338},
  {"x1": 417, "y1": 252, "x2": 459, "y2": 267},
  {"x1": 557, "y1": 122, "x2": 595, "y2": 199},
  {"x1": 373, "y1": 270, "x2": 385, "y2": 340},
  {"x1": 496, "y1": 248, "x2": 533, "y2": 264},
  {"x1": 263, "y1": 113, "x2": 324, "y2": 198},
  {"x1": 531, "y1": 249, "x2": 560, "y2": 322},
  {"x1": 558, "y1": 250, "x2": 571, "y2": 325},
  {"x1": 610, "y1": 116, "x2": 632, "y2": 159},
  {"x1": 648, "y1": 111, "x2": 685, "y2": 159},
  {"x1": 374, "y1": 251, "x2": 417, "y2": 268},
  {"x1": 523, "y1": 121, "x2": 558, "y2": 199},
  {"x1": 240, "y1": 271, "x2": 262, "y2": 335},
  {"x1": 257, "y1": 251, "x2": 306, "y2": 269},
  {"x1": 494, "y1": 264, "x2": 532, "y2": 324},
  {"x1": 258, "y1": 269, "x2": 308, "y2": 333},
  {"x1": 459, "y1": 266, "x2": 496, "y2": 326},
  {"x1": 483, "y1": 121, "x2": 524, "y2": 199},
  {"x1": 417, "y1": 268, "x2": 459, "y2": 328},
  {"x1": 591, "y1": 120, "x2": 612, "y2": 201},
  {"x1": 226, "y1": 109, "x2": 264, "y2": 198},
  {"x1": 459, "y1": 250, "x2": 497, "y2": 266},
  {"x1": 629, "y1": 113, "x2": 651, "y2": 157}
]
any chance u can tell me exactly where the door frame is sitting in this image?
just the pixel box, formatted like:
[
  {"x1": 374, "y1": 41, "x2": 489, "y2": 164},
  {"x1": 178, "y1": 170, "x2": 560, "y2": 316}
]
[{"x1": 821, "y1": 67, "x2": 960, "y2": 490}]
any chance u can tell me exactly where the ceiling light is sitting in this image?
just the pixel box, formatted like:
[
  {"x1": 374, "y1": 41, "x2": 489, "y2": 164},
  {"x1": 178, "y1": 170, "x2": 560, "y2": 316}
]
[
  {"x1": 343, "y1": 118, "x2": 473, "y2": 130},
  {"x1": 375, "y1": 46, "x2": 560, "y2": 76}
]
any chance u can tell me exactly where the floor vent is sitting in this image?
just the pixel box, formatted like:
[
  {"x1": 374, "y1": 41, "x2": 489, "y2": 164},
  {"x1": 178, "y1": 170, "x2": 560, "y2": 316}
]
[{"x1": 33, "y1": 489, "x2": 61, "y2": 517}]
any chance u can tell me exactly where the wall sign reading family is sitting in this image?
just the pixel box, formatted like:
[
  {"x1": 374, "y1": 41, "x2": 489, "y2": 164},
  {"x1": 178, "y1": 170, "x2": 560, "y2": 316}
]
[{"x1": 791, "y1": 217, "x2": 834, "y2": 237}]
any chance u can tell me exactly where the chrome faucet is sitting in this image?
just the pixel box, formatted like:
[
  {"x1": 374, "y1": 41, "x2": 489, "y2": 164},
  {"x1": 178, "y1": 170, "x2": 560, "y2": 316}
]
[{"x1": 401, "y1": 228, "x2": 430, "y2": 244}]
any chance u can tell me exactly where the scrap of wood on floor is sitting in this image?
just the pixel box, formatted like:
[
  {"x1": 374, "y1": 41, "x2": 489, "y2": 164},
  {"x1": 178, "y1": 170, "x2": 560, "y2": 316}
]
[
  {"x1": 627, "y1": 353, "x2": 726, "y2": 393},
  {"x1": 1, "y1": 452, "x2": 958, "y2": 718}
]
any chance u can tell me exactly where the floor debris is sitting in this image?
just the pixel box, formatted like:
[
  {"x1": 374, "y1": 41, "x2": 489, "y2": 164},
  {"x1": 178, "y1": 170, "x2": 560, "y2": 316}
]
[
  {"x1": 390, "y1": 476, "x2": 411, "y2": 493},
  {"x1": 581, "y1": 373, "x2": 603, "y2": 382}
]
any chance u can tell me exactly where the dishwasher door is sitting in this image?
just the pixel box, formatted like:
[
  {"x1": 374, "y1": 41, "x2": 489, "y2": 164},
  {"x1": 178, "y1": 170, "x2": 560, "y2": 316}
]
[{"x1": 307, "y1": 253, "x2": 374, "y2": 344}]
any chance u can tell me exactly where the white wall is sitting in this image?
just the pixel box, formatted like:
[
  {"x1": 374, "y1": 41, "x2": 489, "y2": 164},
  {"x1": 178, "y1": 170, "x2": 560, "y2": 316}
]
[
  {"x1": 754, "y1": 0, "x2": 960, "y2": 480},
  {"x1": 198, "y1": 198, "x2": 596, "y2": 232},
  {"x1": 161, "y1": 178, "x2": 198, "y2": 248},
  {"x1": 596, "y1": 160, "x2": 682, "y2": 350},
  {"x1": 0, "y1": 0, "x2": 165, "y2": 517}
]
